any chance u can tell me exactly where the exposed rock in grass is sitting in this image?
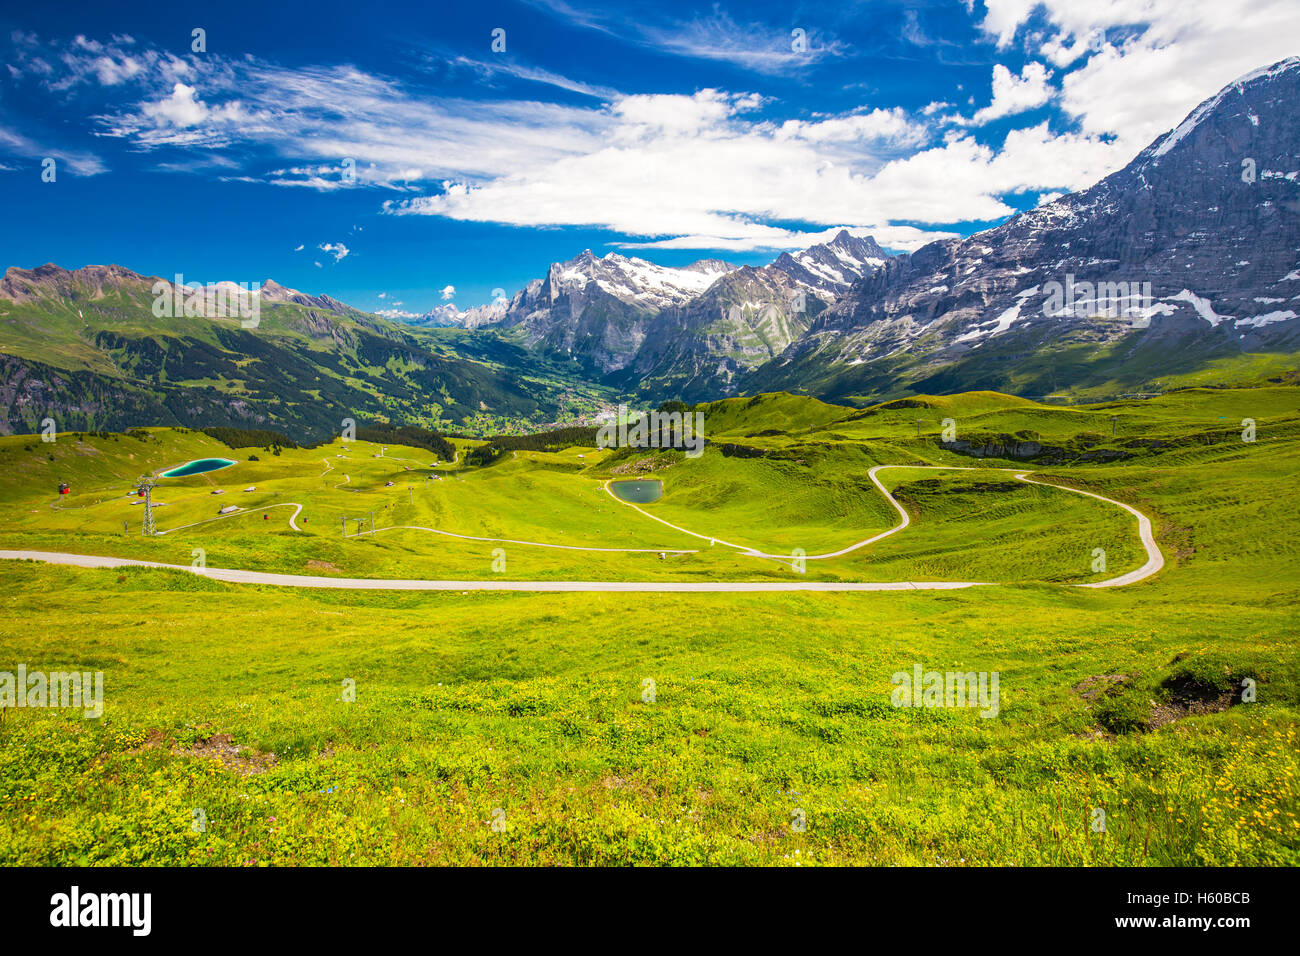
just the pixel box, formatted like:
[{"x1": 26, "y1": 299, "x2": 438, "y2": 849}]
[
  {"x1": 610, "y1": 455, "x2": 675, "y2": 475},
  {"x1": 1079, "y1": 663, "x2": 1250, "y2": 734},
  {"x1": 1149, "y1": 672, "x2": 1240, "y2": 730},
  {"x1": 174, "y1": 733, "x2": 278, "y2": 776},
  {"x1": 938, "y1": 433, "x2": 1133, "y2": 465},
  {"x1": 1072, "y1": 674, "x2": 1129, "y2": 701}
]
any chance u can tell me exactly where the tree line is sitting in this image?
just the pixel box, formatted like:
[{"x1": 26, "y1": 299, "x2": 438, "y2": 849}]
[{"x1": 460, "y1": 425, "x2": 600, "y2": 467}]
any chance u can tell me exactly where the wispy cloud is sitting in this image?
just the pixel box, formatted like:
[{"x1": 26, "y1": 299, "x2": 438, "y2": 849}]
[
  {"x1": 3, "y1": 30, "x2": 1118, "y2": 252},
  {"x1": 637, "y1": 9, "x2": 848, "y2": 74},
  {"x1": 0, "y1": 121, "x2": 107, "y2": 176},
  {"x1": 416, "y1": 42, "x2": 618, "y2": 100},
  {"x1": 522, "y1": 0, "x2": 847, "y2": 75},
  {"x1": 385, "y1": 87, "x2": 963, "y2": 251}
]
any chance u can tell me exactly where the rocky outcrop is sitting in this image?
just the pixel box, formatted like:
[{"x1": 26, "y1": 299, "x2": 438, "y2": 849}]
[{"x1": 938, "y1": 433, "x2": 1133, "y2": 465}]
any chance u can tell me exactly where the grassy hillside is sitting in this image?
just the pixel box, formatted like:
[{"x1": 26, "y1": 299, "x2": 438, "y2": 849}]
[
  {"x1": 0, "y1": 268, "x2": 611, "y2": 438},
  {"x1": 0, "y1": 386, "x2": 1297, "y2": 865}
]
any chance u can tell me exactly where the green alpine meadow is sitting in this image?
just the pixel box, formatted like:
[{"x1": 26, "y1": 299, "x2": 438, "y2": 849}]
[{"x1": 1, "y1": 386, "x2": 1296, "y2": 865}]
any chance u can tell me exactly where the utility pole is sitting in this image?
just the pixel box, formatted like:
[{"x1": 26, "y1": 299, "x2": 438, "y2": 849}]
[
  {"x1": 1111, "y1": 415, "x2": 1119, "y2": 437},
  {"x1": 341, "y1": 516, "x2": 346, "y2": 536},
  {"x1": 369, "y1": 511, "x2": 374, "y2": 536},
  {"x1": 138, "y1": 476, "x2": 158, "y2": 536},
  {"x1": 915, "y1": 419, "x2": 923, "y2": 439}
]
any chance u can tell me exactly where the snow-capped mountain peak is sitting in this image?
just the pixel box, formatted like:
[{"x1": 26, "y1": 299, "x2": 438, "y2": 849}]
[
  {"x1": 771, "y1": 229, "x2": 889, "y2": 293},
  {"x1": 546, "y1": 249, "x2": 737, "y2": 309}
]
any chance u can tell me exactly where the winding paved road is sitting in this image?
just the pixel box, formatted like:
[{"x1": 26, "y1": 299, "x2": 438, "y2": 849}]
[
  {"x1": 0, "y1": 464, "x2": 1163, "y2": 592},
  {"x1": 603, "y1": 464, "x2": 1164, "y2": 588},
  {"x1": 0, "y1": 550, "x2": 982, "y2": 591}
]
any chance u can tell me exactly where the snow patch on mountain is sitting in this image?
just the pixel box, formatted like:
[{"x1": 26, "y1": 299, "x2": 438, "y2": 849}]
[
  {"x1": 1168, "y1": 289, "x2": 1233, "y2": 327},
  {"x1": 955, "y1": 287, "x2": 1039, "y2": 345},
  {"x1": 1236, "y1": 310, "x2": 1297, "y2": 328}
]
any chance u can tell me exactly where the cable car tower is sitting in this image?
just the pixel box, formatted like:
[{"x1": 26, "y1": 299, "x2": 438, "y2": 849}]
[{"x1": 137, "y1": 476, "x2": 158, "y2": 536}]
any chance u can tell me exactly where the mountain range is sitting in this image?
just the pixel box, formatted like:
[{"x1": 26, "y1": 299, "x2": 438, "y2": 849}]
[
  {"x1": 2, "y1": 57, "x2": 1298, "y2": 436},
  {"x1": 388, "y1": 57, "x2": 1300, "y2": 404},
  {"x1": 745, "y1": 56, "x2": 1300, "y2": 402}
]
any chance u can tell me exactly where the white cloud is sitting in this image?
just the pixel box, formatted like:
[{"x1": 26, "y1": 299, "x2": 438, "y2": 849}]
[
  {"x1": 430, "y1": 49, "x2": 617, "y2": 100},
  {"x1": 969, "y1": 63, "x2": 1054, "y2": 125},
  {"x1": 636, "y1": 11, "x2": 846, "y2": 75},
  {"x1": 384, "y1": 85, "x2": 1129, "y2": 250},
  {"x1": 980, "y1": 0, "x2": 1046, "y2": 49},
  {"x1": 982, "y1": 0, "x2": 1300, "y2": 156},
  {"x1": 777, "y1": 107, "x2": 929, "y2": 148},
  {"x1": 100, "y1": 61, "x2": 611, "y2": 186},
  {"x1": 0, "y1": 30, "x2": 1123, "y2": 251},
  {"x1": 440, "y1": 285, "x2": 455, "y2": 300},
  {"x1": 386, "y1": 89, "x2": 955, "y2": 251},
  {"x1": 141, "y1": 83, "x2": 207, "y2": 127},
  {"x1": 318, "y1": 242, "x2": 349, "y2": 262},
  {"x1": 90, "y1": 54, "x2": 143, "y2": 85},
  {"x1": 1041, "y1": 32, "x2": 1094, "y2": 68}
]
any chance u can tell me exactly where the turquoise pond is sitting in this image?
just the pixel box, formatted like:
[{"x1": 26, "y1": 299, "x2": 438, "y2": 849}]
[
  {"x1": 609, "y1": 479, "x2": 663, "y2": 503},
  {"x1": 159, "y1": 458, "x2": 238, "y2": 478}
]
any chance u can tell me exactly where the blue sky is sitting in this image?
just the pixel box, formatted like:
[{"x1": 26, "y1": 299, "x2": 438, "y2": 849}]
[{"x1": 1, "y1": 0, "x2": 1297, "y2": 317}]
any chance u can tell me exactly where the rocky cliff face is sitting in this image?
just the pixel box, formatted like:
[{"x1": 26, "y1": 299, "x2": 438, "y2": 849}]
[
  {"x1": 459, "y1": 230, "x2": 890, "y2": 396},
  {"x1": 744, "y1": 57, "x2": 1300, "y2": 401},
  {"x1": 479, "y1": 250, "x2": 737, "y2": 375}
]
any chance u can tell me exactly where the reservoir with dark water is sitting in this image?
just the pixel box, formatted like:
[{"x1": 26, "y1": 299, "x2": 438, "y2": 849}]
[{"x1": 609, "y1": 479, "x2": 663, "y2": 503}]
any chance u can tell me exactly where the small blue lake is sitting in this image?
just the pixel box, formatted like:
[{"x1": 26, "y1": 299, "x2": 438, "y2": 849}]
[
  {"x1": 159, "y1": 457, "x2": 237, "y2": 478},
  {"x1": 609, "y1": 479, "x2": 663, "y2": 503}
]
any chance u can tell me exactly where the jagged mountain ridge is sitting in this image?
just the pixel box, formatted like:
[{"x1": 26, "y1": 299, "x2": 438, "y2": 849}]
[
  {"x1": 743, "y1": 57, "x2": 1300, "y2": 401},
  {"x1": 479, "y1": 249, "x2": 739, "y2": 375},
  {"x1": 425, "y1": 230, "x2": 890, "y2": 394},
  {"x1": 614, "y1": 231, "x2": 888, "y2": 396}
]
